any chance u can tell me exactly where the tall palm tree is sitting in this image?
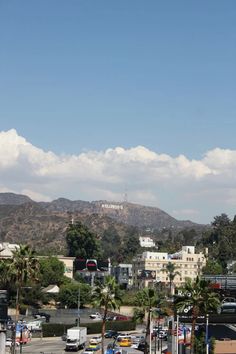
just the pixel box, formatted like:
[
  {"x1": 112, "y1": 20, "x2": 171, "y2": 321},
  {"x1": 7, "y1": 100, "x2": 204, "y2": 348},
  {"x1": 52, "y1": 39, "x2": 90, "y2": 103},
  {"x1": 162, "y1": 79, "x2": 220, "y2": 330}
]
[
  {"x1": 10, "y1": 245, "x2": 39, "y2": 320},
  {"x1": 175, "y1": 276, "x2": 220, "y2": 354},
  {"x1": 134, "y1": 288, "x2": 165, "y2": 354},
  {"x1": 161, "y1": 262, "x2": 180, "y2": 295},
  {"x1": 91, "y1": 275, "x2": 121, "y2": 354}
]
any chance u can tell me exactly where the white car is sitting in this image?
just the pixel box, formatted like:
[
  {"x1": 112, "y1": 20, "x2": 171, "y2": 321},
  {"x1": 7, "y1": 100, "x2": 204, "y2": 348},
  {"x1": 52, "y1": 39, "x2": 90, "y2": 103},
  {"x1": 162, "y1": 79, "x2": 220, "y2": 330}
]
[
  {"x1": 5, "y1": 339, "x2": 20, "y2": 348},
  {"x1": 90, "y1": 336, "x2": 102, "y2": 345},
  {"x1": 89, "y1": 312, "x2": 102, "y2": 320}
]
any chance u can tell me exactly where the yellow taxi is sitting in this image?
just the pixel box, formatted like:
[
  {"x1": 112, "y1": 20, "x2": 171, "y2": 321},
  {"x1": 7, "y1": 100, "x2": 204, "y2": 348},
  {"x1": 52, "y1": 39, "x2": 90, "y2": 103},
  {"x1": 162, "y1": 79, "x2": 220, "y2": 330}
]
[{"x1": 117, "y1": 336, "x2": 132, "y2": 347}]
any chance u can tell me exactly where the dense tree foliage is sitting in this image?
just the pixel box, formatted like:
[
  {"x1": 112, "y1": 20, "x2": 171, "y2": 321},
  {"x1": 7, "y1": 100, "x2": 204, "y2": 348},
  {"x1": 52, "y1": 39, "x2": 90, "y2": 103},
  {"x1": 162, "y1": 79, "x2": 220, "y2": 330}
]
[
  {"x1": 39, "y1": 257, "x2": 65, "y2": 287},
  {"x1": 0, "y1": 245, "x2": 40, "y2": 317},
  {"x1": 101, "y1": 226, "x2": 122, "y2": 262},
  {"x1": 121, "y1": 226, "x2": 141, "y2": 262},
  {"x1": 58, "y1": 281, "x2": 91, "y2": 308},
  {"x1": 202, "y1": 259, "x2": 223, "y2": 275},
  {"x1": 198, "y1": 213, "x2": 236, "y2": 271},
  {"x1": 66, "y1": 221, "x2": 101, "y2": 258}
]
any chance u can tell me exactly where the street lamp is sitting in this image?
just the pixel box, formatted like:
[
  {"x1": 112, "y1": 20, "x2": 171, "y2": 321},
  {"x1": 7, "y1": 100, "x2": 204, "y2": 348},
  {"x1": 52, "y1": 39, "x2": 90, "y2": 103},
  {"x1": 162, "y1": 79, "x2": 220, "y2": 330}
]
[{"x1": 206, "y1": 314, "x2": 209, "y2": 354}]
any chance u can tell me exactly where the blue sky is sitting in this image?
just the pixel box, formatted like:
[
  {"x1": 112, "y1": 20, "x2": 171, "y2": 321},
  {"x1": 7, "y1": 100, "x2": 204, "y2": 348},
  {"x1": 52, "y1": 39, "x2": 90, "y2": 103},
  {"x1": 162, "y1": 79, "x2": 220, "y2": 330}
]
[{"x1": 0, "y1": 1, "x2": 236, "y2": 223}]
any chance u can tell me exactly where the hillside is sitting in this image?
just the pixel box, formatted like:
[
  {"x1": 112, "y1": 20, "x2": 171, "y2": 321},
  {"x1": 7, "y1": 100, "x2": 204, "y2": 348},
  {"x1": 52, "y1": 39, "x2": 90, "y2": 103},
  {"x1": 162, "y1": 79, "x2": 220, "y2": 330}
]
[
  {"x1": 41, "y1": 198, "x2": 200, "y2": 230},
  {"x1": 0, "y1": 193, "x2": 206, "y2": 252}
]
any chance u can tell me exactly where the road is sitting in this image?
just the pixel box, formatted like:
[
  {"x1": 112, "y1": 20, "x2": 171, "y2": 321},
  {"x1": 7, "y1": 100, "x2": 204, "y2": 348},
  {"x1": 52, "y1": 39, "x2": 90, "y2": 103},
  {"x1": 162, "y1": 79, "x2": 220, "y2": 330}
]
[
  {"x1": 12, "y1": 333, "x2": 142, "y2": 354},
  {"x1": 15, "y1": 337, "x2": 69, "y2": 354}
]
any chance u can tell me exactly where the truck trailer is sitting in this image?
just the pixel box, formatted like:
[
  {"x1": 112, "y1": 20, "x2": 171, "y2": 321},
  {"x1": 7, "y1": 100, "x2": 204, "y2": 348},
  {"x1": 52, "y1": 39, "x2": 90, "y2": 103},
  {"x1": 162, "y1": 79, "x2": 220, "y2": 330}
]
[{"x1": 65, "y1": 326, "x2": 87, "y2": 352}]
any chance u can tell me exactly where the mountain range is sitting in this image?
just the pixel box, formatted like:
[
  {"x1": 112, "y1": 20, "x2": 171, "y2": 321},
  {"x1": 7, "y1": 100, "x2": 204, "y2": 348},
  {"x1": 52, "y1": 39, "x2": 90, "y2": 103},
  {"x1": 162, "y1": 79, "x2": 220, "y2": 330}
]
[{"x1": 0, "y1": 193, "x2": 205, "y2": 253}]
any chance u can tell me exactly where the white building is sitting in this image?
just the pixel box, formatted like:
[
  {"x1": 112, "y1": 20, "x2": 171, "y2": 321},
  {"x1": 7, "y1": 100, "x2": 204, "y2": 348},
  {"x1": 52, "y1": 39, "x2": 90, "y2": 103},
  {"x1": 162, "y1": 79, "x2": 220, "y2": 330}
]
[
  {"x1": 0, "y1": 242, "x2": 19, "y2": 257},
  {"x1": 132, "y1": 245, "x2": 207, "y2": 289},
  {"x1": 139, "y1": 236, "x2": 156, "y2": 248}
]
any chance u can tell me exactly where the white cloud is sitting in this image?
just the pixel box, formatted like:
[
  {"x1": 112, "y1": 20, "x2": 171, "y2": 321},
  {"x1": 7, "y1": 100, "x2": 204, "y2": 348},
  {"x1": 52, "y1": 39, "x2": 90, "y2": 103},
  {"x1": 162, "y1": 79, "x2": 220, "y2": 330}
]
[
  {"x1": 1, "y1": 129, "x2": 236, "y2": 223},
  {"x1": 21, "y1": 189, "x2": 51, "y2": 202}
]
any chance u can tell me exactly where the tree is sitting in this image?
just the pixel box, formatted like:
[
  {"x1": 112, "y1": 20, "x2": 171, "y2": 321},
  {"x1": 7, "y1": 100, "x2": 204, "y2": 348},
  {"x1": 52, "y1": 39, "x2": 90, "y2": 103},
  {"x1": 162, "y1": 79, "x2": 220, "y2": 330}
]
[
  {"x1": 10, "y1": 245, "x2": 40, "y2": 319},
  {"x1": 175, "y1": 277, "x2": 220, "y2": 354},
  {"x1": 194, "y1": 328, "x2": 215, "y2": 354},
  {"x1": 134, "y1": 288, "x2": 164, "y2": 354},
  {"x1": 212, "y1": 214, "x2": 231, "y2": 228},
  {"x1": 121, "y1": 226, "x2": 140, "y2": 262},
  {"x1": 91, "y1": 275, "x2": 121, "y2": 354},
  {"x1": 202, "y1": 259, "x2": 223, "y2": 275},
  {"x1": 101, "y1": 226, "x2": 121, "y2": 262},
  {"x1": 59, "y1": 281, "x2": 91, "y2": 308},
  {"x1": 39, "y1": 257, "x2": 65, "y2": 287},
  {"x1": 161, "y1": 262, "x2": 180, "y2": 295},
  {"x1": 66, "y1": 221, "x2": 101, "y2": 258}
]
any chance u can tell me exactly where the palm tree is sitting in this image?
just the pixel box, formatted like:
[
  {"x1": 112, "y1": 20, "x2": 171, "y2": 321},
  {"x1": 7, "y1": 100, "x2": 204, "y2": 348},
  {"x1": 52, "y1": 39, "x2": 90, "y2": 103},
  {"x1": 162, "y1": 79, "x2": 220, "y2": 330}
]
[
  {"x1": 91, "y1": 275, "x2": 121, "y2": 354},
  {"x1": 134, "y1": 288, "x2": 165, "y2": 354},
  {"x1": 161, "y1": 262, "x2": 180, "y2": 295},
  {"x1": 175, "y1": 276, "x2": 220, "y2": 354},
  {"x1": 10, "y1": 245, "x2": 39, "y2": 320}
]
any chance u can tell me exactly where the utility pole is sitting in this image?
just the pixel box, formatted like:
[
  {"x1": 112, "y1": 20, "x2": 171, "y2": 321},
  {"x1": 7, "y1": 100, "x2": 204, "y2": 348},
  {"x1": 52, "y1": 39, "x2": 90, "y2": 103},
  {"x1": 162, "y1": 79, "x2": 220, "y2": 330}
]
[
  {"x1": 77, "y1": 288, "x2": 80, "y2": 326},
  {"x1": 206, "y1": 314, "x2": 209, "y2": 354}
]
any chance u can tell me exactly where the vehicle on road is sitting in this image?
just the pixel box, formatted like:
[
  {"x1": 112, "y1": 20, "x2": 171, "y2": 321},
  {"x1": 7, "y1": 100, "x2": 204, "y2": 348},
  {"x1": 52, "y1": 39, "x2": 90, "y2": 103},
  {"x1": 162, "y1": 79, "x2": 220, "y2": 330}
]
[
  {"x1": 83, "y1": 345, "x2": 102, "y2": 354},
  {"x1": 65, "y1": 327, "x2": 87, "y2": 352},
  {"x1": 62, "y1": 333, "x2": 67, "y2": 341},
  {"x1": 105, "y1": 330, "x2": 119, "y2": 338},
  {"x1": 131, "y1": 335, "x2": 145, "y2": 349},
  {"x1": 105, "y1": 343, "x2": 121, "y2": 354},
  {"x1": 89, "y1": 336, "x2": 102, "y2": 345},
  {"x1": 89, "y1": 312, "x2": 102, "y2": 320},
  {"x1": 117, "y1": 335, "x2": 132, "y2": 347},
  {"x1": 33, "y1": 311, "x2": 51, "y2": 322},
  {"x1": 5, "y1": 339, "x2": 20, "y2": 348},
  {"x1": 136, "y1": 341, "x2": 149, "y2": 352}
]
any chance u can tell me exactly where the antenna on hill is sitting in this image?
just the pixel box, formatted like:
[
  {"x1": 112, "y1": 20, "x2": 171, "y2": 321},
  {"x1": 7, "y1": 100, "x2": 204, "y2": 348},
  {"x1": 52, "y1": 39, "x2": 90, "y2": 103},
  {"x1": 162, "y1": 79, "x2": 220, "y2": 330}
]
[{"x1": 123, "y1": 187, "x2": 128, "y2": 203}]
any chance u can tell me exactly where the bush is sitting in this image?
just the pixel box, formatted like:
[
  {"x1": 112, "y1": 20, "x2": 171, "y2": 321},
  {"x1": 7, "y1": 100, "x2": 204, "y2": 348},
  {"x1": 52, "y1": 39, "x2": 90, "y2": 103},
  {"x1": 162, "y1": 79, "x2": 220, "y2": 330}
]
[{"x1": 42, "y1": 320, "x2": 136, "y2": 337}]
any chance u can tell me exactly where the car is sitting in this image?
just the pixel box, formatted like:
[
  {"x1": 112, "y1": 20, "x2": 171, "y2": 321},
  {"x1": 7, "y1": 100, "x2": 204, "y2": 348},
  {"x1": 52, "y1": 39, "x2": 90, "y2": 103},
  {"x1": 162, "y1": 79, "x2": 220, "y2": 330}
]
[
  {"x1": 83, "y1": 346, "x2": 101, "y2": 354},
  {"x1": 131, "y1": 335, "x2": 145, "y2": 349},
  {"x1": 136, "y1": 341, "x2": 149, "y2": 352},
  {"x1": 5, "y1": 338, "x2": 20, "y2": 348},
  {"x1": 89, "y1": 336, "x2": 102, "y2": 345},
  {"x1": 105, "y1": 330, "x2": 118, "y2": 339},
  {"x1": 158, "y1": 330, "x2": 168, "y2": 340},
  {"x1": 105, "y1": 344, "x2": 121, "y2": 354},
  {"x1": 33, "y1": 312, "x2": 51, "y2": 322},
  {"x1": 61, "y1": 333, "x2": 67, "y2": 341},
  {"x1": 89, "y1": 312, "x2": 102, "y2": 320},
  {"x1": 117, "y1": 336, "x2": 132, "y2": 347}
]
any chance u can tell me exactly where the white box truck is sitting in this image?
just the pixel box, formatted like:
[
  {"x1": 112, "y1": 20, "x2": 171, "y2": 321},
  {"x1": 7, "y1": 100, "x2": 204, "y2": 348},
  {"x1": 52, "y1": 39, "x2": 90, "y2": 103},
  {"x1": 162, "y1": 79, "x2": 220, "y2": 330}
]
[{"x1": 65, "y1": 327, "x2": 87, "y2": 352}]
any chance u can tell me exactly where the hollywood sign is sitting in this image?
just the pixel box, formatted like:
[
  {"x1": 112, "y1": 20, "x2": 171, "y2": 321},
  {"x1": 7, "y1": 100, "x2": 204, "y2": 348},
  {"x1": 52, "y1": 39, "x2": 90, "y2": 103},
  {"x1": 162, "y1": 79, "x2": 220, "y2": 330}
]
[{"x1": 101, "y1": 204, "x2": 124, "y2": 210}]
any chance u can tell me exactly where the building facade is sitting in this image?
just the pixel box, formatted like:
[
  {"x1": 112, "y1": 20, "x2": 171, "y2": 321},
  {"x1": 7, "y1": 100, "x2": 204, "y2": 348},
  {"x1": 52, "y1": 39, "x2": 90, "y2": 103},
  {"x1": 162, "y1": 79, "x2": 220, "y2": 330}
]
[
  {"x1": 132, "y1": 246, "x2": 207, "y2": 289},
  {"x1": 112, "y1": 263, "x2": 133, "y2": 289}
]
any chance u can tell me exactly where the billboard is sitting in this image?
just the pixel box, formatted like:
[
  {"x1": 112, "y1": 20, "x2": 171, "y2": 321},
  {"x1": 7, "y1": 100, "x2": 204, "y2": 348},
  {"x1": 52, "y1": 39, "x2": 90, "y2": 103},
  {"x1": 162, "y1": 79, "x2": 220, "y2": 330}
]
[
  {"x1": 74, "y1": 258, "x2": 109, "y2": 272},
  {"x1": 138, "y1": 270, "x2": 156, "y2": 279}
]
